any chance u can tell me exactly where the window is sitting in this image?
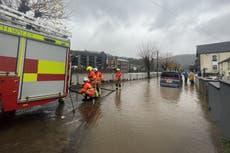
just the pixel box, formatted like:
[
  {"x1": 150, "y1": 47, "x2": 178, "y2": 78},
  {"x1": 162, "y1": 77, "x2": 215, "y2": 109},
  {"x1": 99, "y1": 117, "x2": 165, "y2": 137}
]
[
  {"x1": 213, "y1": 65, "x2": 217, "y2": 70},
  {"x1": 212, "y1": 55, "x2": 217, "y2": 61}
]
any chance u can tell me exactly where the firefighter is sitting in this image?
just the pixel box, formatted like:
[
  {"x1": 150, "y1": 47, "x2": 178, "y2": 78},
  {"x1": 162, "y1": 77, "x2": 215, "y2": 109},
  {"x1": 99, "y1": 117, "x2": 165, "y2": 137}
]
[
  {"x1": 79, "y1": 77, "x2": 97, "y2": 100},
  {"x1": 93, "y1": 68, "x2": 103, "y2": 96},
  {"x1": 86, "y1": 66, "x2": 96, "y2": 85},
  {"x1": 115, "y1": 68, "x2": 122, "y2": 89}
]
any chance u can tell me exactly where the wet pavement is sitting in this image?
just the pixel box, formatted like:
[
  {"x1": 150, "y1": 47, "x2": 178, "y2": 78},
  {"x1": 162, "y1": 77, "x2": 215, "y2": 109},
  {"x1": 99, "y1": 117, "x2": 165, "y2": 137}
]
[{"x1": 0, "y1": 78, "x2": 222, "y2": 153}]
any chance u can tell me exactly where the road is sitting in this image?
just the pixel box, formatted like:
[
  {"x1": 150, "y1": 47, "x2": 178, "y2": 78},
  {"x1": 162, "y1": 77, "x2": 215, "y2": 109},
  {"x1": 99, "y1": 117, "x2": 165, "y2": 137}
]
[{"x1": 0, "y1": 78, "x2": 222, "y2": 153}]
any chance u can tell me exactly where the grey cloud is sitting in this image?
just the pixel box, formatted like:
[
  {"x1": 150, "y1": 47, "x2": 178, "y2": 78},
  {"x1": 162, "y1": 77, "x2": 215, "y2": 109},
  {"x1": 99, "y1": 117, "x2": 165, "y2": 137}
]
[
  {"x1": 66, "y1": 0, "x2": 230, "y2": 57},
  {"x1": 196, "y1": 11, "x2": 230, "y2": 41},
  {"x1": 148, "y1": 0, "x2": 230, "y2": 30},
  {"x1": 68, "y1": 0, "x2": 151, "y2": 22}
]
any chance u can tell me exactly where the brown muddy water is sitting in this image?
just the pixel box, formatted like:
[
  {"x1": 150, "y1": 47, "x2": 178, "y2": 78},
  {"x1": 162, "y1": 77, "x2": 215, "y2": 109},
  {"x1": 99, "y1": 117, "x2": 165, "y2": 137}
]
[{"x1": 0, "y1": 79, "x2": 222, "y2": 153}]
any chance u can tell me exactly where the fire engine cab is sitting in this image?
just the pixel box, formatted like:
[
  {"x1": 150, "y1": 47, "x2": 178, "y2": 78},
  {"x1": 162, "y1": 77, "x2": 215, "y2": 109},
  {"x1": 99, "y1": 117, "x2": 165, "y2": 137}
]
[{"x1": 0, "y1": 4, "x2": 71, "y2": 114}]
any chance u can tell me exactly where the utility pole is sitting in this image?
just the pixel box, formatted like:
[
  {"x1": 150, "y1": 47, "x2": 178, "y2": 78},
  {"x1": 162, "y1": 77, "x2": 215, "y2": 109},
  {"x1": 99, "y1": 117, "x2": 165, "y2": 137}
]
[{"x1": 157, "y1": 50, "x2": 159, "y2": 78}]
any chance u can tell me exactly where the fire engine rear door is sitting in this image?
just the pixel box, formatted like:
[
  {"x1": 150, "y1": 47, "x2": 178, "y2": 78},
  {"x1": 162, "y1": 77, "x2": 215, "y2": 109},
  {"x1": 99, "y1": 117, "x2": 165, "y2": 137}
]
[{"x1": 19, "y1": 39, "x2": 68, "y2": 102}]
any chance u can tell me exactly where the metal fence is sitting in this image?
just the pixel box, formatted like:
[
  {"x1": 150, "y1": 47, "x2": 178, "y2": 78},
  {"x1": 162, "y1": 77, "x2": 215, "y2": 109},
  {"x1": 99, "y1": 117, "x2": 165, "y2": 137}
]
[{"x1": 71, "y1": 72, "x2": 158, "y2": 84}]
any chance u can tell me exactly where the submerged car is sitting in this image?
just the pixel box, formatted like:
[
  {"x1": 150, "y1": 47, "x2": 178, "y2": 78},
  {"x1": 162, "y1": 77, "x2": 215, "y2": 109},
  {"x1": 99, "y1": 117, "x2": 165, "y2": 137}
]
[{"x1": 160, "y1": 71, "x2": 182, "y2": 88}]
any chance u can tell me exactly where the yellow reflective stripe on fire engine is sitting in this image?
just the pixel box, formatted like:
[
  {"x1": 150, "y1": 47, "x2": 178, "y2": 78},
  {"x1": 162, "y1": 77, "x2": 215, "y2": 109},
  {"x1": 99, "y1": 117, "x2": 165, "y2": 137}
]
[
  {"x1": 0, "y1": 24, "x2": 70, "y2": 47},
  {"x1": 18, "y1": 37, "x2": 25, "y2": 76},
  {"x1": 23, "y1": 73, "x2": 38, "y2": 82},
  {"x1": 38, "y1": 60, "x2": 65, "y2": 74}
]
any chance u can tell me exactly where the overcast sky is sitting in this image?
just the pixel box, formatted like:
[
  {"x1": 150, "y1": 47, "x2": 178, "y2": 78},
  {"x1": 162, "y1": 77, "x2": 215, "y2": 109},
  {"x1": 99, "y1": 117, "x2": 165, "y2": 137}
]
[{"x1": 65, "y1": 0, "x2": 230, "y2": 58}]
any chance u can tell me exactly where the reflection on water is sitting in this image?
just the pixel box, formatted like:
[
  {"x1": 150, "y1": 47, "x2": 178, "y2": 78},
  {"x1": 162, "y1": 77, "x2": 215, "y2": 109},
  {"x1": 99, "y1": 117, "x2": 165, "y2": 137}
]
[
  {"x1": 55, "y1": 102, "x2": 65, "y2": 120},
  {"x1": 160, "y1": 86, "x2": 182, "y2": 101},
  {"x1": 189, "y1": 83, "x2": 195, "y2": 93},
  {"x1": 0, "y1": 104, "x2": 70, "y2": 153},
  {"x1": 78, "y1": 100, "x2": 102, "y2": 128},
  {"x1": 115, "y1": 89, "x2": 121, "y2": 110},
  {"x1": 0, "y1": 79, "x2": 222, "y2": 153},
  {"x1": 77, "y1": 79, "x2": 221, "y2": 153}
]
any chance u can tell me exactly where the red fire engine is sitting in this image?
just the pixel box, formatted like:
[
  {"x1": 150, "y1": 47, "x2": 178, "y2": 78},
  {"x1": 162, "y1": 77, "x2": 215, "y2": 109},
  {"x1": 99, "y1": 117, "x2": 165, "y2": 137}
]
[{"x1": 0, "y1": 4, "x2": 71, "y2": 114}]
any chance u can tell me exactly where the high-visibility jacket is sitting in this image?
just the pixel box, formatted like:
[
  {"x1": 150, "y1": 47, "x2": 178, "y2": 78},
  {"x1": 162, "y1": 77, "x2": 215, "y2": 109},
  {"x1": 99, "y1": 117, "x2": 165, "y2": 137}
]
[
  {"x1": 79, "y1": 82, "x2": 95, "y2": 97},
  {"x1": 115, "y1": 71, "x2": 122, "y2": 81},
  {"x1": 95, "y1": 71, "x2": 103, "y2": 83},
  {"x1": 88, "y1": 70, "x2": 96, "y2": 83}
]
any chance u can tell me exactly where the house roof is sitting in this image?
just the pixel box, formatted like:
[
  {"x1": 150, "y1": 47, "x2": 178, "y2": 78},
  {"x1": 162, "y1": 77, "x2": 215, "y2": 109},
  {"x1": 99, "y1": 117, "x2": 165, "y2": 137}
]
[
  {"x1": 219, "y1": 57, "x2": 230, "y2": 64},
  {"x1": 197, "y1": 41, "x2": 230, "y2": 56}
]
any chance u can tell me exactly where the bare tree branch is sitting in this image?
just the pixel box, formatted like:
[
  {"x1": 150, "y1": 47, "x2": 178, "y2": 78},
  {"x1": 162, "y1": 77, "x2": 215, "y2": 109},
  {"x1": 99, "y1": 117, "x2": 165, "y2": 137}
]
[
  {"x1": 160, "y1": 52, "x2": 182, "y2": 71},
  {"x1": 138, "y1": 42, "x2": 158, "y2": 78},
  {"x1": 0, "y1": 0, "x2": 71, "y2": 29},
  {"x1": 1, "y1": 0, "x2": 70, "y2": 20}
]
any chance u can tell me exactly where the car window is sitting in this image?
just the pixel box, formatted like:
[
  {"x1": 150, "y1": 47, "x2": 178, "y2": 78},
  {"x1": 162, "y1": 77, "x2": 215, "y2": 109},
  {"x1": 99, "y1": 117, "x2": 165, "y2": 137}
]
[{"x1": 161, "y1": 72, "x2": 179, "y2": 78}]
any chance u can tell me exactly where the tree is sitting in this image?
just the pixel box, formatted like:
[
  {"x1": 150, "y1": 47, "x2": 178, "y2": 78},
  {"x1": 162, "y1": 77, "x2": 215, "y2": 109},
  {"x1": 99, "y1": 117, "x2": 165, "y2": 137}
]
[
  {"x1": 160, "y1": 52, "x2": 174, "y2": 71},
  {"x1": 0, "y1": 0, "x2": 68, "y2": 20},
  {"x1": 31, "y1": 0, "x2": 68, "y2": 19},
  {"x1": 138, "y1": 42, "x2": 158, "y2": 79},
  {"x1": 160, "y1": 52, "x2": 183, "y2": 72},
  {"x1": 0, "y1": 0, "x2": 70, "y2": 35},
  {"x1": 18, "y1": 0, "x2": 30, "y2": 13}
]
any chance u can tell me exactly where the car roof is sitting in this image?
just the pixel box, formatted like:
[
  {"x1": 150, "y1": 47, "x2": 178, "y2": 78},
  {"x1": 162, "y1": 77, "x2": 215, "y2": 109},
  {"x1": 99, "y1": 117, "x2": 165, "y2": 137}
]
[
  {"x1": 161, "y1": 71, "x2": 180, "y2": 77},
  {"x1": 161, "y1": 71, "x2": 179, "y2": 74}
]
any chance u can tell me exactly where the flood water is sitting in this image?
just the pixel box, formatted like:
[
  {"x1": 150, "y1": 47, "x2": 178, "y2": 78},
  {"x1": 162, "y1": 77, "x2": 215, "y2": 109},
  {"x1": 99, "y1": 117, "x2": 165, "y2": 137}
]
[{"x1": 0, "y1": 78, "x2": 222, "y2": 153}]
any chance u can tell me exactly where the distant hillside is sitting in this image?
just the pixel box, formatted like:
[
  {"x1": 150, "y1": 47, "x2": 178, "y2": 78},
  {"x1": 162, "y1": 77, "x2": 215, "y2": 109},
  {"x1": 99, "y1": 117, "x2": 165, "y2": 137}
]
[{"x1": 173, "y1": 54, "x2": 196, "y2": 71}]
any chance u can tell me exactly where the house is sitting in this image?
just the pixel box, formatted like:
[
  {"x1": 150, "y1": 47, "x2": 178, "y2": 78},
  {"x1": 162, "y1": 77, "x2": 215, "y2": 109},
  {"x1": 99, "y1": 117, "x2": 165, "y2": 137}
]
[
  {"x1": 218, "y1": 57, "x2": 230, "y2": 80},
  {"x1": 196, "y1": 41, "x2": 230, "y2": 77}
]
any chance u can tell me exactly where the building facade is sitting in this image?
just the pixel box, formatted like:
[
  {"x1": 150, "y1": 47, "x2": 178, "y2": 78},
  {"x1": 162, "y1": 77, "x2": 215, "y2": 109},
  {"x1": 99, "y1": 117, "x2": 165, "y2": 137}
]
[
  {"x1": 117, "y1": 58, "x2": 129, "y2": 72},
  {"x1": 106, "y1": 56, "x2": 129, "y2": 72},
  {"x1": 218, "y1": 57, "x2": 230, "y2": 80},
  {"x1": 197, "y1": 41, "x2": 230, "y2": 77},
  {"x1": 70, "y1": 50, "x2": 107, "y2": 71}
]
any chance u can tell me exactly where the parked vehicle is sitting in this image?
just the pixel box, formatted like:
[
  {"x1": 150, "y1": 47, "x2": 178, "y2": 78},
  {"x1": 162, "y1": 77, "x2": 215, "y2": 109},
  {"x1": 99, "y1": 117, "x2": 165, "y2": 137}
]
[
  {"x1": 0, "y1": 5, "x2": 71, "y2": 114},
  {"x1": 160, "y1": 71, "x2": 182, "y2": 88}
]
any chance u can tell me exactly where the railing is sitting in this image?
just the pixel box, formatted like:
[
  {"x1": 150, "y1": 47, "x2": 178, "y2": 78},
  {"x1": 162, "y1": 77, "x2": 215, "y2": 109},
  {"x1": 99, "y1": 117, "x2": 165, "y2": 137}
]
[{"x1": 71, "y1": 72, "x2": 159, "y2": 84}]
